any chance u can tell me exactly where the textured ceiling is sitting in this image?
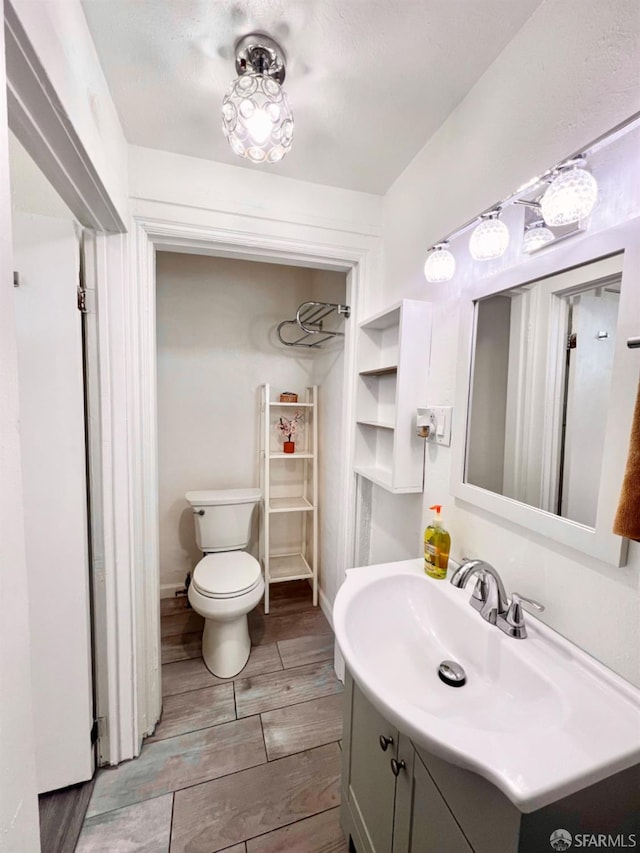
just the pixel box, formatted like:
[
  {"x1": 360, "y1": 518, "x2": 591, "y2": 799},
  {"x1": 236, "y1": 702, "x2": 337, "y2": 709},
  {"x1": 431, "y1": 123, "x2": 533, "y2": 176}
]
[{"x1": 81, "y1": 0, "x2": 543, "y2": 194}]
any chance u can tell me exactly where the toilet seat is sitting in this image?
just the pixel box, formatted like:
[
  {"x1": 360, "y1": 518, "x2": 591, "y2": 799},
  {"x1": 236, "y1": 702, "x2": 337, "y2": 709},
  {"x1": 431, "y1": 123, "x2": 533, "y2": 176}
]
[{"x1": 192, "y1": 551, "x2": 262, "y2": 599}]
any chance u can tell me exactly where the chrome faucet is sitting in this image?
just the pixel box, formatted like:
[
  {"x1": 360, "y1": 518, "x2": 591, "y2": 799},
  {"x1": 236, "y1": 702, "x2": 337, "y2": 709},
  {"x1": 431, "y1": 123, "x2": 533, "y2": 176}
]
[{"x1": 450, "y1": 559, "x2": 544, "y2": 639}]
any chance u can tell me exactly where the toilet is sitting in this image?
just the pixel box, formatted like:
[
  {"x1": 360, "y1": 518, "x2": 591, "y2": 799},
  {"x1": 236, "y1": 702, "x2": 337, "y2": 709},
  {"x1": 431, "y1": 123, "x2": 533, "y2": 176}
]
[{"x1": 185, "y1": 487, "x2": 264, "y2": 678}]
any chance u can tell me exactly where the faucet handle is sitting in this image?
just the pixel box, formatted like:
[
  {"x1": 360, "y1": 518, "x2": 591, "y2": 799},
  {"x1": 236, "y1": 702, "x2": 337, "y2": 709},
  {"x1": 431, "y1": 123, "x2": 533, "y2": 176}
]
[
  {"x1": 469, "y1": 571, "x2": 490, "y2": 612},
  {"x1": 504, "y1": 593, "x2": 544, "y2": 636}
]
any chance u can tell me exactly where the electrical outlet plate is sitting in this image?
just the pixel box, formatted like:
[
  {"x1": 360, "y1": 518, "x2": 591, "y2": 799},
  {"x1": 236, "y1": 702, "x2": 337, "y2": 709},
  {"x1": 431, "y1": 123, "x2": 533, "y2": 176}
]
[{"x1": 425, "y1": 406, "x2": 452, "y2": 446}]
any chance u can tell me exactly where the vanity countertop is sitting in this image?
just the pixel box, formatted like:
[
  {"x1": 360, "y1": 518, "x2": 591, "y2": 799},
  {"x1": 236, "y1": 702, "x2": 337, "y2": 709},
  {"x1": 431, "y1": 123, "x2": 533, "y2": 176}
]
[{"x1": 334, "y1": 558, "x2": 640, "y2": 812}]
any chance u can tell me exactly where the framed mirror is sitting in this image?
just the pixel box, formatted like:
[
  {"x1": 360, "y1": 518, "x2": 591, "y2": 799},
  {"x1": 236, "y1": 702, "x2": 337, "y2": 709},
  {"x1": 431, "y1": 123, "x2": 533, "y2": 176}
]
[{"x1": 452, "y1": 220, "x2": 640, "y2": 566}]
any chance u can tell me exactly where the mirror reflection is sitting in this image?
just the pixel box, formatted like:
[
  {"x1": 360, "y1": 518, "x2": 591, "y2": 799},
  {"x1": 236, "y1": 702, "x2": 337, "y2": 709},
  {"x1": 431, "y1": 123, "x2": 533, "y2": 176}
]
[{"x1": 465, "y1": 254, "x2": 622, "y2": 528}]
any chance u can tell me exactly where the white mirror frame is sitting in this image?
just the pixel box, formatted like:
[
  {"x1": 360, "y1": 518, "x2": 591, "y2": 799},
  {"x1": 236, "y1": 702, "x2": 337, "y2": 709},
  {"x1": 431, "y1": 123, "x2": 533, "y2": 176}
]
[{"x1": 452, "y1": 218, "x2": 640, "y2": 567}]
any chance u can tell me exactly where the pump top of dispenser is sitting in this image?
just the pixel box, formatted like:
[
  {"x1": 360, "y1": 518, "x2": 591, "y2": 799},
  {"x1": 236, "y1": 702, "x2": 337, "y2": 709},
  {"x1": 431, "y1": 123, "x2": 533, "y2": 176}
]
[{"x1": 429, "y1": 505, "x2": 444, "y2": 525}]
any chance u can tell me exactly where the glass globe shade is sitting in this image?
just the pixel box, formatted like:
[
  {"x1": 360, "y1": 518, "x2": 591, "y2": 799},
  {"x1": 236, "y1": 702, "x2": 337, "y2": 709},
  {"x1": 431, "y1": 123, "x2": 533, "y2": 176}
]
[
  {"x1": 222, "y1": 72, "x2": 294, "y2": 164},
  {"x1": 540, "y1": 166, "x2": 598, "y2": 226},
  {"x1": 424, "y1": 246, "x2": 456, "y2": 282},
  {"x1": 469, "y1": 217, "x2": 510, "y2": 261},
  {"x1": 523, "y1": 223, "x2": 555, "y2": 253}
]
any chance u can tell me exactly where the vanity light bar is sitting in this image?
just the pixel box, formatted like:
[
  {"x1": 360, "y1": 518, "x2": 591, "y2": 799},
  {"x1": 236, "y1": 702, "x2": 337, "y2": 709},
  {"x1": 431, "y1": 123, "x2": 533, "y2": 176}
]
[{"x1": 424, "y1": 109, "x2": 640, "y2": 278}]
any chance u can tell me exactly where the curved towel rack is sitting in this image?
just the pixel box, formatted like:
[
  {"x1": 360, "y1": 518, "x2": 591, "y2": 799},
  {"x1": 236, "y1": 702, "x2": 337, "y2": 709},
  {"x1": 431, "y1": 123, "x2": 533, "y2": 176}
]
[{"x1": 277, "y1": 301, "x2": 351, "y2": 348}]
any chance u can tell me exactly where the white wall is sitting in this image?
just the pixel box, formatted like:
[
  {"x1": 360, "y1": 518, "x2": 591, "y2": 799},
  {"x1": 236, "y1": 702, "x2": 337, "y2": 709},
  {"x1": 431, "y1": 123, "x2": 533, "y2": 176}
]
[
  {"x1": 129, "y1": 145, "x2": 383, "y2": 244},
  {"x1": 9, "y1": 131, "x2": 75, "y2": 219},
  {"x1": 309, "y1": 269, "x2": 348, "y2": 608},
  {"x1": 9, "y1": 0, "x2": 129, "y2": 223},
  {"x1": 377, "y1": 0, "x2": 640, "y2": 686},
  {"x1": 156, "y1": 252, "x2": 346, "y2": 597}
]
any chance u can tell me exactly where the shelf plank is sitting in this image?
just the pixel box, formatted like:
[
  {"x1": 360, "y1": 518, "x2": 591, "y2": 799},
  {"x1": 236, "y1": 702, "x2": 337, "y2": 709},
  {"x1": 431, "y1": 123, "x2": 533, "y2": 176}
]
[
  {"x1": 354, "y1": 465, "x2": 422, "y2": 494},
  {"x1": 268, "y1": 553, "x2": 313, "y2": 582},
  {"x1": 356, "y1": 420, "x2": 395, "y2": 430},
  {"x1": 268, "y1": 401, "x2": 314, "y2": 407},
  {"x1": 268, "y1": 497, "x2": 314, "y2": 512},
  {"x1": 358, "y1": 365, "x2": 398, "y2": 377},
  {"x1": 359, "y1": 303, "x2": 402, "y2": 330},
  {"x1": 270, "y1": 452, "x2": 314, "y2": 459},
  {"x1": 354, "y1": 465, "x2": 393, "y2": 490}
]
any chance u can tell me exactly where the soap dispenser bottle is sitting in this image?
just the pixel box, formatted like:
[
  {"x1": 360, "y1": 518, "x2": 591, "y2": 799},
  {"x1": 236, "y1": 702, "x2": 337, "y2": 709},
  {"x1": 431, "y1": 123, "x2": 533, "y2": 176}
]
[{"x1": 424, "y1": 504, "x2": 450, "y2": 580}]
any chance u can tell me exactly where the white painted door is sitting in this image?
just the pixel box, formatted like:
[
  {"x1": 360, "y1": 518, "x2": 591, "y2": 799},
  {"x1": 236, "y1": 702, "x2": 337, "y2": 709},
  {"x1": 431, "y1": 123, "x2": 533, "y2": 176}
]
[{"x1": 13, "y1": 212, "x2": 94, "y2": 793}]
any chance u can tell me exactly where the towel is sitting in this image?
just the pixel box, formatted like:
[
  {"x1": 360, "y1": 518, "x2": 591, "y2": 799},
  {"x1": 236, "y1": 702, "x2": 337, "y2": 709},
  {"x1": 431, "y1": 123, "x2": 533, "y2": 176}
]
[{"x1": 613, "y1": 380, "x2": 640, "y2": 541}]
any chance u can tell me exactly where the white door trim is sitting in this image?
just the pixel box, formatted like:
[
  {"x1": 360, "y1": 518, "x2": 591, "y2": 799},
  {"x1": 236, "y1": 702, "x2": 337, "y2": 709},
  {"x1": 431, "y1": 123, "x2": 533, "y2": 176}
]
[
  {"x1": 128, "y1": 214, "x2": 377, "y2": 742},
  {"x1": 4, "y1": 0, "x2": 129, "y2": 770}
]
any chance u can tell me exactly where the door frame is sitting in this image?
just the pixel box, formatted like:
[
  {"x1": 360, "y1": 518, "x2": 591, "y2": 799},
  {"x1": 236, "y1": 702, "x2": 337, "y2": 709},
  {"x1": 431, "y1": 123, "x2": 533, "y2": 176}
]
[
  {"x1": 129, "y1": 214, "x2": 375, "y2": 739},
  {"x1": 4, "y1": 1, "x2": 130, "y2": 766}
]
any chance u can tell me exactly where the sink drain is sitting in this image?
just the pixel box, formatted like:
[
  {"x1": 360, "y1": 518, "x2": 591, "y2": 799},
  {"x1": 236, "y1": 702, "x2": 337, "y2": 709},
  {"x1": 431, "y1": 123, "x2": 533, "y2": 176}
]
[{"x1": 438, "y1": 660, "x2": 466, "y2": 687}]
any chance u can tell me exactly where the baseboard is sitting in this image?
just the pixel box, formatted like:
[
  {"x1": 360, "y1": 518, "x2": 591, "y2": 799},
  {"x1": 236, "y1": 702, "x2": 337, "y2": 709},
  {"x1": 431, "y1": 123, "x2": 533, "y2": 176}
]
[
  {"x1": 160, "y1": 582, "x2": 185, "y2": 599},
  {"x1": 319, "y1": 587, "x2": 333, "y2": 629}
]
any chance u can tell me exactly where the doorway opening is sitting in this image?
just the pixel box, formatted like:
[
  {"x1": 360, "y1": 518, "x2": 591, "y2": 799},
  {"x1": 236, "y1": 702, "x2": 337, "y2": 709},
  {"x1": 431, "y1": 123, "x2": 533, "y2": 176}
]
[
  {"x1": 155, "y1": 251, "x2": 350, "y2": 672},
  {"x1": 130, "y1": 219, "x2": 365, "y2": 739}
]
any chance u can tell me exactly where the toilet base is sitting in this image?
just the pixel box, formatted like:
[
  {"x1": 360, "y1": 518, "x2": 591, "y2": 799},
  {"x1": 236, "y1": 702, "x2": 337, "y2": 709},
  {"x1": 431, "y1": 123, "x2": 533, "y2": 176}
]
[{"x1": 202, "y1": 614, "x2": 251, "y2": 678}]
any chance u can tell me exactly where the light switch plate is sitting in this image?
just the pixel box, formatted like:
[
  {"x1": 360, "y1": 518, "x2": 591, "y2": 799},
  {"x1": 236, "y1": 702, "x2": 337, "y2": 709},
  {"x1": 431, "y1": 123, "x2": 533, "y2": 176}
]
[{"x1": 425, "y1": 406, "x2": 452, "y2": 446}]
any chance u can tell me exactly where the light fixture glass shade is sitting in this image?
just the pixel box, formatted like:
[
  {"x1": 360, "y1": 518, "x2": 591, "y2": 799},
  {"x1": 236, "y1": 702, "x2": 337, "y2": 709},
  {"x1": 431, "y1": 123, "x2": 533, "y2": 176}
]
[
  {"x1": 540, "y1": 165, "x2": 598, "y2": 226},
  {"x1": 222, "y1": 72, "x2": 294, "y2": 164},
  {"x1": 424, "y1": 245, "x2": 456, "y2": 282},
  {"x1": 523, "y1": 222, "x2": 555, "y2": 253},
  {"x1": 469, "y1": 216, "x2": 510, "y2": 261}
]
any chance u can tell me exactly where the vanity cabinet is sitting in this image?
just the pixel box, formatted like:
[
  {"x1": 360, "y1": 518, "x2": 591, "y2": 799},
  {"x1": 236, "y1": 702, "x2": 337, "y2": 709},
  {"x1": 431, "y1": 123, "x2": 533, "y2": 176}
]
[
  {"x1": 341, "y1": 672, "x2": 640, "y2": 853},
  {"x1": 342, "y1": 674, "x2": 471, "y2": 853},
  {"x1": 345, "y1": 677, "x2": 399, "y2": 853}
]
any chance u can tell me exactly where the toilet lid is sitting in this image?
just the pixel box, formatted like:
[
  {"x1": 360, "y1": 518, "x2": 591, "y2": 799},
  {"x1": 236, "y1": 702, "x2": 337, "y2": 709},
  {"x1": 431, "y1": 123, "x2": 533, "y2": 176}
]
[{"x1": 192, "y1": 552, "x2": 262, "y2": 599}]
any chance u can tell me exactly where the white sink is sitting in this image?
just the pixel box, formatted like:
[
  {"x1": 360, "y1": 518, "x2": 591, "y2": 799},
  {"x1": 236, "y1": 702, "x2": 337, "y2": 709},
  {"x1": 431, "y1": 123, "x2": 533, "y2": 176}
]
[{"x1": 333, "y1": 558, "x2": 640, "y2": 812}]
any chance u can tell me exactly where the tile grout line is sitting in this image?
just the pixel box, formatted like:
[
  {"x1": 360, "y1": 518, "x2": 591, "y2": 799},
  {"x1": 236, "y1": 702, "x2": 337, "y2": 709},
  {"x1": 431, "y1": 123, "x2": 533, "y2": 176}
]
[
  {"x1": 87, "y1": 748, "x2": 269, "y2": 825},
  {"x1": 84, "y1": 789, "x2": 175, "y2": 823},
  {"x1": 235, "y1": 803, "x2": 345, "y2": 852},
  {"x1": 169, "y1": 791, "x2": 175, "y2": 851},
  {"x1": 236, "y1": 686, "x2": 343, "y2": 721},
  {"x1": 274, "y1": 640, "x2": 285, "y2": 670},
  {"x1": 257, "y1": 712, "x2": 268, "y2": 762},
  {"x1": 147, "y1": 676, "x2": 344, "y2": 747},
  {"x1": 161, "y1": 741, "x2": 341, "y2": 803},
  {"x1": 158, "y1": 680, "x2": 236, "y2": 703},
  {"x1": 146, "y1": 716, "x2": 342, "y2": 766}
]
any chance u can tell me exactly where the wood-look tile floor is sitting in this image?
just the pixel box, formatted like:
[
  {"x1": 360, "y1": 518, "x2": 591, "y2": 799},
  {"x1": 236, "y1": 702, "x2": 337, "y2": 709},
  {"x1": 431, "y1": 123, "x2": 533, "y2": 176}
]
[{"x1": 77, "y1": 582, "x2": 348, "y2": 853}]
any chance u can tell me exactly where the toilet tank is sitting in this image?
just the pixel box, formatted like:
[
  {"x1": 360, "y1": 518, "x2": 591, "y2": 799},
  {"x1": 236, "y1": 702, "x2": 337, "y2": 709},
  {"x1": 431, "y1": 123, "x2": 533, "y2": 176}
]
[{"x1": 185, "y1": 488, "x2": 261, "y2": 552}]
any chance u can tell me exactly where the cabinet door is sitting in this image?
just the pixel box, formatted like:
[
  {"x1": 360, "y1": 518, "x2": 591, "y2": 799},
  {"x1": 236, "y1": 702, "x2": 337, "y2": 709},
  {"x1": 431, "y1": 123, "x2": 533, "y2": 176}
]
[
  {"x1": 347, "y1": 684, "x2": 399, "y2": 853},
  {"x1": 393, "y1": 740, "x2": 473, "y2": 853}
]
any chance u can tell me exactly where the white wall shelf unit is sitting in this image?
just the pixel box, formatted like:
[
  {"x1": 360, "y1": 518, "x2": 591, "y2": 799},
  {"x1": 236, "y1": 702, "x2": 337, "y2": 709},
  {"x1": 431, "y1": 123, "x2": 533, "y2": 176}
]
[
  {"x1": 260, "y1": 384, "x2": 318, "y2": 613},
  {"x1": 354, "y1": 300, "x2": 432, "y2": 494}
]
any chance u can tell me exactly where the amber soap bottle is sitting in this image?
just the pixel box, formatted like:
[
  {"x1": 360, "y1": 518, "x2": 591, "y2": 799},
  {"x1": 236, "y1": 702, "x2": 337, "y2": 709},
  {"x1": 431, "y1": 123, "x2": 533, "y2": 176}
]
[{"x1": 424, "y1": 504, "x2": 451, "y2": 580}]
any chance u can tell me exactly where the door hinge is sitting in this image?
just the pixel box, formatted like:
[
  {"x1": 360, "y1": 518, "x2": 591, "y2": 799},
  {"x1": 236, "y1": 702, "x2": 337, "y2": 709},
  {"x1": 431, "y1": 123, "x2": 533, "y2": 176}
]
[
  {"x1": 77, "y1": 286, "x2": 95, "y2": 314},
  {"x1": 91, "y1": 717, "x2": 103, "y2": 745},
  {"x1": 567, "y1": 333, "x2": 577, "y2": 350}
]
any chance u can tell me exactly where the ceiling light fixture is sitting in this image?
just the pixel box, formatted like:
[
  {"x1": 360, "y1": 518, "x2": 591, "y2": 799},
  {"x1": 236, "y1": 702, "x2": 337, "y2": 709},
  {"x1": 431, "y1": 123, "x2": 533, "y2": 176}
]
[
  {"x1": 222, "y1": 33, "x2": 294, "y2": 164},
  {"x1": 540, "y1": 158, "x2": 598, "y2": 226},
  {"x1": 469, "y1": 210, "x2": 510, "y2": 261},
  {"x1": 424, "y1": 243, "x2": 456, "y2": 282},
  {"x1": 522, "y1": 221, "x2": 555, "y2": 253}
]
